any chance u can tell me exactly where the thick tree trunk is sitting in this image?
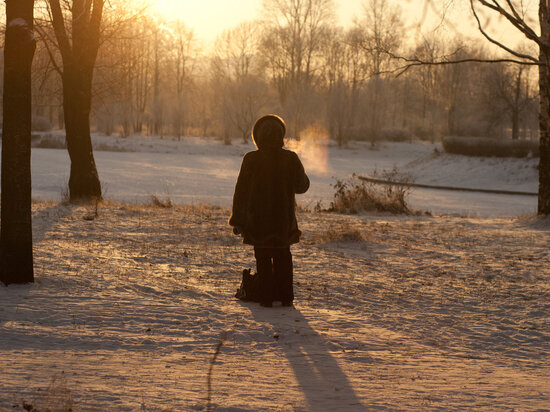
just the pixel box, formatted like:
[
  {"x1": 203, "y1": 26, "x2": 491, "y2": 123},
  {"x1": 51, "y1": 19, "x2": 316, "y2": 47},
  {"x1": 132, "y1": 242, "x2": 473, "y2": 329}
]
[
  {"x1": 0, "y1": 0, "x2": 36, "y2": 285},
  {"x1": 539, "y1": 3, "x2": 550, "y2": 215},
  {"x1": 538, "y1": 59, "x2": 550, "y2": 214},
  {"x1": 48, "y1": 0, "x2": 104, "y2": 202},
  {"x1": 63, "y1": 65, "x2": 101, "y2": 201}
]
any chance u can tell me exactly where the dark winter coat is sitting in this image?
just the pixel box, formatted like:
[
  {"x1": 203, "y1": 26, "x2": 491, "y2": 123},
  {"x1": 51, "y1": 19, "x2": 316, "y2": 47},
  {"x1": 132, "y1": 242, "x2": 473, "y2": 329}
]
[{"x1": 229, "y1": 146, "x2": 310, "y2": 248}]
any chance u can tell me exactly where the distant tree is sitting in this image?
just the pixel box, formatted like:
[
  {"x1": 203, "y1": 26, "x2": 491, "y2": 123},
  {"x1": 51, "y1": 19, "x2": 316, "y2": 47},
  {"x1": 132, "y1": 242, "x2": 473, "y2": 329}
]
[
  {"x1": 38, "y1": 0, "x2": 104, "y2": 202},
  {"x1": 322, "y1": 26, "x2": 369, "y2": 146},
  {"x1": 171, "y1": 21, "x2": 198, "y2": 140},
  {"x1": 262, "y1": 0, "x2": 335, "y2": 136},
  {"x1": 359, "y1": 0, "x2": 403, "y2": 143},
  {"x1": 212, "y1": 23, "x2": 271, "y2": 143},
  {"x1": 0, "y1": 0, "x2": 36, "y2": 285},
  {"x1": 485, "y1": 64, "x2": 532, "y2": 140},
  {"x1": 411, "y1": 34, "x2": 442, "y2": 140},
  {"x1": 396, "y1": 0, "x2": 549, "y2": 214}
]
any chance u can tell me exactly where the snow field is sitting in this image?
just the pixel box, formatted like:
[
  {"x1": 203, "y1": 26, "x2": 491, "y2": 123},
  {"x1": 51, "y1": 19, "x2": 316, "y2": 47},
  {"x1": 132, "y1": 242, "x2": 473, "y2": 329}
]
[
  {"x1": 27, "y1": 134, "x2": 539, "y2": 217},
  {"x1": 1, "y1": 201, "x2": 548, "y2": 410}
]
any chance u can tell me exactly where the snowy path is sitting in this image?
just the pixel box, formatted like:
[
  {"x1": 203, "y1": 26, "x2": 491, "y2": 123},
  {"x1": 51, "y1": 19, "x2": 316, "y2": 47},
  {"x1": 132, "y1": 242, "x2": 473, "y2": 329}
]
[
  {"x1": 27, "y1": 138, "x2": 539, "y2": 217},
  {"x1": 1, "y1": 202, "x2": 548, "y2": 410}
]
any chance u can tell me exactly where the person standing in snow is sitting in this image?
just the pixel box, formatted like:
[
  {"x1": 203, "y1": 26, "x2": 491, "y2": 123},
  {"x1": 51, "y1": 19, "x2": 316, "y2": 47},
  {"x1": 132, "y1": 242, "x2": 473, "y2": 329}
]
[{"x1": 229, "y1": 114, "x2": 310, "y2": 307}]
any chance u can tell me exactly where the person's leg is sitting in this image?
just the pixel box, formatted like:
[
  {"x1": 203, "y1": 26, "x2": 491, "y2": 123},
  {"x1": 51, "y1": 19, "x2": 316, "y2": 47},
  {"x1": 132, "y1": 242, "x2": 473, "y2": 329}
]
[
  {"x1": 254, "y1": 247, "x2": 275, "y2": 305},
  {"x1": 273, "y1": 247, "x2": 293, "y2": 304}
]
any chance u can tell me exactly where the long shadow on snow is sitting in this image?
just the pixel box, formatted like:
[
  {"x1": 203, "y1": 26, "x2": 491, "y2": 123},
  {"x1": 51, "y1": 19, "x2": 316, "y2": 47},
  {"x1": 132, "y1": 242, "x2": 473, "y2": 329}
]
[{"x1": 248, "y1": 305, "x2": 366, "y2": 411}]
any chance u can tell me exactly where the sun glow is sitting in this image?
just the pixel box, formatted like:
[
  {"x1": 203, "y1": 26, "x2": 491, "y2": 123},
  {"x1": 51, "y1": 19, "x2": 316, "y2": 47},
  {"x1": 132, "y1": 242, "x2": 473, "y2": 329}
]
[
  {"x1": 151, "y1": 0, "x2": 261, "y2": 42},
  {"x1": 148, "y1": 0, "x2": 515, "y2": 48},
  {"x1": 149, "y1": 0, "x2": 369, "y2": 43}
]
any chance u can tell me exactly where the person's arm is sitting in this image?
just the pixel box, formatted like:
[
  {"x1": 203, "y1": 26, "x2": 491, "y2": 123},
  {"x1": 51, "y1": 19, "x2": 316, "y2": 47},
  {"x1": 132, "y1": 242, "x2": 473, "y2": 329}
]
[
  {"x1": 293, "y1": 153, "x2": 310, "y2": 194},
  {"x1": 229, "y1": 154, "x2": 251, "y2": 232}
]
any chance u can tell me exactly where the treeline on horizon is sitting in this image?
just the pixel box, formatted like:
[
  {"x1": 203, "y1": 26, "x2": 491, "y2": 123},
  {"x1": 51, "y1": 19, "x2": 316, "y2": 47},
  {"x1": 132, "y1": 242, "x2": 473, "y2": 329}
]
[{"x1": 0, "y1": 0, "x2": 540, "y2": 145}]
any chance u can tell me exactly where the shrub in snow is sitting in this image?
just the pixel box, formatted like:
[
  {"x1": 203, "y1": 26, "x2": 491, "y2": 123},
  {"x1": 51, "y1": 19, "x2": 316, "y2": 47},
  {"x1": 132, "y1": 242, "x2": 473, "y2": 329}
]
[
  {"x1": 349, "y1": 127, "x2": 413, "y2": 143},
  {"x1": 32, "y1": 116, "x2": 52, "y2": 132},
  {"x1": 443, "y1": 136, "x2": 538, "y2": 158},
  {"x1": 94, "y1": 142, "x2": 126, "y2": 152},
  {"x1": 380, "y1": 128, "x2": 412, "y2": 142},
  {"x1": 413, "y1": 126, "x2": 433, "y2": 141},
  {"x1": 345, "y1": 125, "x2": 373, "y2": 142},
  {"x1": 35, "y1": 134, "x2": 66, "y2": 149},
  {"x1": 329, "y1": 169, "x2": 413, "y2": 215},
  {"x1": 150, "y1": 194, "x2": 173, "y2": 208}
]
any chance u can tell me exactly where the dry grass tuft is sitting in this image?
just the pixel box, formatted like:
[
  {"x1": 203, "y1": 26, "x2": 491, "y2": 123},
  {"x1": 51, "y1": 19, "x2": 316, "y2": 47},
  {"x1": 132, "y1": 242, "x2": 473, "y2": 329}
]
[
  {"x1": 150, "y1": 194, "x2": 173, "y2": 208},
  {"x1": 329, "y1": 169, "x2": 413, "y2": 215},
  {"x1": 16, "y1": 372, "x2": 74, "y2": 412},
  {"x1": 311, "y1": 223, "x2": 366, "y2": 244}
]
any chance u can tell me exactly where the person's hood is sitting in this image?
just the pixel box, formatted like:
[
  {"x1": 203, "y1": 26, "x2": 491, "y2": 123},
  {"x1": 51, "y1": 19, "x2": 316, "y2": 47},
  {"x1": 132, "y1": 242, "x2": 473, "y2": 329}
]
[{"x1": 252, "y1": 114, "x2": 286, "y2": 149}]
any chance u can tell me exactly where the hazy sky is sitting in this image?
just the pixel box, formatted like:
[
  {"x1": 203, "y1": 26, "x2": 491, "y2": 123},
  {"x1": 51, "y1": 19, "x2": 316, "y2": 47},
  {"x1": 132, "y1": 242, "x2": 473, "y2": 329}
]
[
  {"x1": 152, "y1": 0, "x2": 533, "y2": 50},
  {"x1": 153, "y1": 0, "x2": 364, "y2": 42}
]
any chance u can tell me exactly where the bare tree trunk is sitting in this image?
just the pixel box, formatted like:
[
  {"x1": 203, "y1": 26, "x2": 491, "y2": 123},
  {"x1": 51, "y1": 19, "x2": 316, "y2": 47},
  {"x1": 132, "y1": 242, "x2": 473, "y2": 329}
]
[
  {"x1": 511, "y1": 109, "x2": 520, "y2": 140},
  {"x1": 512, "y1": 67, "x2": 523, "y2": 140},
  {"x1": 539, "y1": 56, "x2": 550, "y2": 214},
  {"x1": 0, "y1": 0, "x2": 36, "y2": 285},
  {"x1": 49, "y1": 0, "x2": 103, "y2": 202},
  {"x1": 152, "y1": 28, "x2": 162, "y2": 137},
  {"x1": 63, "y1": 65, "x2": 101, "y2": 200},
  {"x1": 539, "y1": 2, "x2": 550, "y2": 214},
  {"x1": 447, "y1": 103, "x2": 456, "y2": 136}
]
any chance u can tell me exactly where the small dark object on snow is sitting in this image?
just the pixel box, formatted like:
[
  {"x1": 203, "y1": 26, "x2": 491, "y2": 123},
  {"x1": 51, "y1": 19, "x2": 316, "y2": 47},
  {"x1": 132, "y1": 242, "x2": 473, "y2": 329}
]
[{"x1": 235, "y1": 269, "x2": 261, "y2": 302}]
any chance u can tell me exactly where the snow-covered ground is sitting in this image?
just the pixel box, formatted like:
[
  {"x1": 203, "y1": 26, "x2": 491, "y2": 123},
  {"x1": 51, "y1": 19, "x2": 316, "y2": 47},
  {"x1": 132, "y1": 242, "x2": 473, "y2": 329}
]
[
  {"x1": 27, "y1": 133, "x2": 539, "y2": 217},
  {"x1": 0, "y1": 202, "x2": 548, "y2": 410},
  {"x1": 1, "y1": 134, "x2": 547, "y2": 410}
]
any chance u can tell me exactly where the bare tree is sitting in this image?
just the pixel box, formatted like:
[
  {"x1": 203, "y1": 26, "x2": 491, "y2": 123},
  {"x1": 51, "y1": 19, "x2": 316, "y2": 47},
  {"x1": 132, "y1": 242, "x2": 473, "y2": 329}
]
[
  {"x1": 0, "y1": 0, "x2": 36, "y2": 285},
  {"x1": 38, "y1": 0, "x2": 104, "y2": 201},
  {"x1": 359, "y1": 0, "x2": 403, "y2": 143},
  {"x1": 212, "y1": 23, "x2": 272, "y2": 143},
  {"x1": 484, "y1": 64, "x2": 532, "y2": 140},
  {"x1": 151, "y1": 26, "x2": 164, "y2": 137},
  {"x1": 262, "y1": 0, "x2": 335, "y2": 135},
  {"x1": 322, "y1": 26, "x2": 368, "y2": 146},
  {"x1": 412, "y1": 34, "x2": 443, "y2": 140},
  {"x1": 395, "y1": 0, "x2": 549, "y2": 214},
  {"x1": 172, "y1": 21, "x2": 197, "y2": 140}
]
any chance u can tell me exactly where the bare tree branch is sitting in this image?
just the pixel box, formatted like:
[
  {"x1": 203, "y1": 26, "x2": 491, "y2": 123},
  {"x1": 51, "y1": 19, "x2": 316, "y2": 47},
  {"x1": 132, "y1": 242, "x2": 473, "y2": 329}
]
[
  {"x1": 382, "y1": 50, "x2": 540, "y2": 77},
  {"x1": 477, "y1": 0, "x2": 543, "y2": 46},
  {"x1": 48, "y1": 0, "x2": 72, "y2": 61},
  {"x1": 34, "y1": 23, "x2": 63, "y2": 75},
  {"x1": 471, "y1": 0, "x2": 540, "y2": 62}
]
